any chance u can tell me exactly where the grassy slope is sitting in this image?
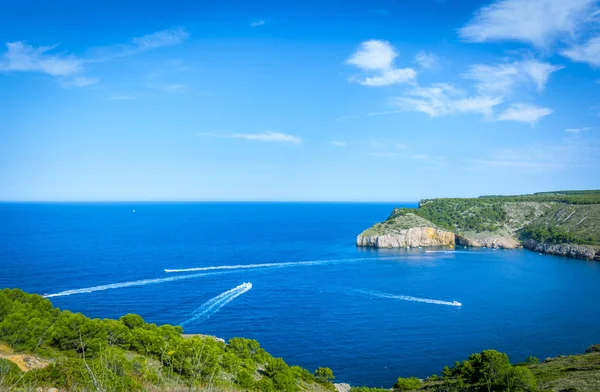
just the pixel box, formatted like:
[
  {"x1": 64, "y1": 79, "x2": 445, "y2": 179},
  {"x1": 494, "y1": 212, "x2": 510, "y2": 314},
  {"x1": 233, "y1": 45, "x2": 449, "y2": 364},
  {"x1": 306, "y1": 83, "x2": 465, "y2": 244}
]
[
  {"x1": 359, "y1": 213, "x2": 440, "y2": 237},
  {"x1": 529, "y1": 351, "x2": 600, "y2": 392}
]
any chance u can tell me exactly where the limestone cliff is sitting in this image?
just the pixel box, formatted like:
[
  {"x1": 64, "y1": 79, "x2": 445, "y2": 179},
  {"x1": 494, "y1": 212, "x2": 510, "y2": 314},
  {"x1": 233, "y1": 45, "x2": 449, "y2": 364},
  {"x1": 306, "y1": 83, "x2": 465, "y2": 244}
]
[
  {"x1": 455, "y1": 232, "x2": 521, "y2": 249},
  {"x1": 523, "y1": 239, "x2": 600, "y2": 261},
  {"x1": 357, "y1": 227, "x2": 455, "y2": 248}
]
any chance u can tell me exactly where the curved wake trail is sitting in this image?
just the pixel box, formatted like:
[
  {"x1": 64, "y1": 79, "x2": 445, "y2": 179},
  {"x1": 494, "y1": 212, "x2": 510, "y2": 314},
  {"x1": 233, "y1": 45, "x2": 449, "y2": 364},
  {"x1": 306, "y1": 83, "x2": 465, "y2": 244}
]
[
  {"x1": 357, "y1": 289, "x2": 462, "y2": 307},
  {"x1": 164, "y1": 256, "x2": 398, "y2": 273},
  {"x1": 43, "y1": 270, "x2": 234, "y2": 298},
  {"x1": 181, "y1": 282, "x2": 252, "y2": 326}
]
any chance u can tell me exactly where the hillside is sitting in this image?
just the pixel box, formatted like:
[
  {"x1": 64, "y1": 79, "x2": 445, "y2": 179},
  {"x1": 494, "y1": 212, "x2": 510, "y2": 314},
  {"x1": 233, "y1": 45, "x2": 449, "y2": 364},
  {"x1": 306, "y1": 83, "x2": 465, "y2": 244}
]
[
  {"x1": 357, "y1": 191, "x2": 600, "y2": 260},
  {"x1": 0, "y1": 289, "x2": 335, "y2": 392}
]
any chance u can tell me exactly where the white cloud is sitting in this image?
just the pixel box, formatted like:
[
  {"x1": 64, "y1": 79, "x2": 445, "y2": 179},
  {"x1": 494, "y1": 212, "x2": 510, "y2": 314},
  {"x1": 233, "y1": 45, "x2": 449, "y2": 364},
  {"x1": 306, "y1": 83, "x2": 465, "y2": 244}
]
[
  {"x1": 566, "y1": 127, "x2": 592, "y2": 133},
  {"x1": 88, "y1": 27, "x2": 189, "y2": 61},
  {"x1": 131, "y1": 27, "x2": 189, "y2": 50},
  {"x1": 562, "y1": 36, "x2": 600, "y2": 67},
  {"x1": 346, "y1": 40, "x2": 397, "y2": 70},
  {"x1": 392, "y1": 83, "x2": 503, "y2": 118},
  {"x1": 415, "y1": 52, "x2": 438, "y2": 69},
  {"x1": 521, "y1": 60, "x2": 564, "y2": 91},
  {"x1": 0, "y1": 41, "x2": 82, "y2": 76},
  {"x1": 458, "y1": 0, "x2": 598, "y2": 47},
  {"x1": 496, "y1": 103, "x2": 552, "y2": 123},
  {"x1": 357, "y1": 68, "x2": 416, "y2": 86},
  {"x1": 198, "y1": 131, "x2": 302, "y2": 144},
  {"x1": 346, "y1": 40, "x2": 416, "y2": 86},
  {"x1": 330, "y1": 141, "x2": 348, "y2": 148},
  {"x1": 463, "y1": 59, "x2": 563, "y2": 95},
  {"x1": 251, "y1": 20, "x2": 266, "y2": 27}
]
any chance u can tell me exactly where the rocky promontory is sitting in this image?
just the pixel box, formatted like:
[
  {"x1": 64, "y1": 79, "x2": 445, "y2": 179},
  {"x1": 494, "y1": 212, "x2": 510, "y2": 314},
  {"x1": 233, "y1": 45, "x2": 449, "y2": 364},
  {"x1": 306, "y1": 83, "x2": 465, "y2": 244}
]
[
  {"x1": 357, "y1": 227, "x2": 455, "y2": 248},
  {"x1": 356, "y1": 191, "x2": 600, "y2": 260}
]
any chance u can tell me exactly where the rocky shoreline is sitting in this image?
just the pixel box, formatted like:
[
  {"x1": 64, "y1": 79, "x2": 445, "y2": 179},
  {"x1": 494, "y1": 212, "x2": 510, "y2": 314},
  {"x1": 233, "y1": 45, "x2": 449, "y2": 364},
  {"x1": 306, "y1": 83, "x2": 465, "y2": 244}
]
[
  {"x1": 356, "y1": 233, "x2": 600, "y2": 261},
  {"x1": 523, "y1": 239, "x2": 600, "y2": 261},
  {"x1": 356, "y1": 231, "x2": 600, "y2": 260}
]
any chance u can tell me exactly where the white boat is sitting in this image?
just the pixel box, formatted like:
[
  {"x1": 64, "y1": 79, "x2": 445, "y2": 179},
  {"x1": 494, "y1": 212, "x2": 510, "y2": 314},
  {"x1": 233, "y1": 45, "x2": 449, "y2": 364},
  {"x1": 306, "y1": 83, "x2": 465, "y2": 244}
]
[{"x1": 452, "y1": 301, "x2": 462, "y2": 306}]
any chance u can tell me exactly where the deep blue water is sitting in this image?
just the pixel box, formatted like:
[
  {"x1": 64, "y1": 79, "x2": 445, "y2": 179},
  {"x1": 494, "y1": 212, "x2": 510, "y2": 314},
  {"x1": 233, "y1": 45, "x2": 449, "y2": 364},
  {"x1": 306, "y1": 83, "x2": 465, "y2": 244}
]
[{"x1": 1, "y1": 202, "x2": 600, "y2": 387}]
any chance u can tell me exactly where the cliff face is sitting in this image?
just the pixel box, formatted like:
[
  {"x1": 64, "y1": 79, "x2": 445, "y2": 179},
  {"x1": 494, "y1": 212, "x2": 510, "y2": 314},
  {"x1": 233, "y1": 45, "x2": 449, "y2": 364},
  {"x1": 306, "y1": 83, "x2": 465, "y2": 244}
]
[
  {"x1": 456, "y1": 234, "x2": 521, "y2": 249},
  {"x1": 523, "y1": 239, "x2": 600, "y2": 261},
  {"x1": 357, "y1": 227, "x2": 455, "y2": 248}
]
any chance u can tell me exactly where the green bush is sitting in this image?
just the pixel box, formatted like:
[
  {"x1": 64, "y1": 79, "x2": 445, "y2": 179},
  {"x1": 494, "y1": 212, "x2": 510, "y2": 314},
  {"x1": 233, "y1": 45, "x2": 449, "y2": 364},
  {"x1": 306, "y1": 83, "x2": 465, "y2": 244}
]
[{"x1": 393, "y1": 376, "x2": 422, "y2": 391}]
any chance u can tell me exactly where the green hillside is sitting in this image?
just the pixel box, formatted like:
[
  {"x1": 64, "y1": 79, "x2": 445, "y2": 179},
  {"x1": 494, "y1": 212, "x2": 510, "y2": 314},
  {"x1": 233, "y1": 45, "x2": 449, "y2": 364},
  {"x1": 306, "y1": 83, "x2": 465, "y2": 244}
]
[
  {"x1": 0, "y1": 289, "x2": 335, "y2": 392},
  {"x1": 359, "y1": 191, "x2": 600, "y2": 257}
]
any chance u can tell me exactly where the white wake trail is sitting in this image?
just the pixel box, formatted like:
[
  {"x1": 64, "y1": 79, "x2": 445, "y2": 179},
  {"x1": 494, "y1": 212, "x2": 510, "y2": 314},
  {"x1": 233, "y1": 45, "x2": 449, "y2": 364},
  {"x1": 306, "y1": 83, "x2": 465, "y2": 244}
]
[
  {"x1": 164, "y1": 256, "x2": 396, "y2": 273},
  {"x1": 181, "y1": 282, "x2": 252, "y2": 326},
  {"x1": 357, "y1": 290, "x2": 462, "y2": 307},
  {"x1": 43, "y1": 271, "x2": 232, "y2": 298}
]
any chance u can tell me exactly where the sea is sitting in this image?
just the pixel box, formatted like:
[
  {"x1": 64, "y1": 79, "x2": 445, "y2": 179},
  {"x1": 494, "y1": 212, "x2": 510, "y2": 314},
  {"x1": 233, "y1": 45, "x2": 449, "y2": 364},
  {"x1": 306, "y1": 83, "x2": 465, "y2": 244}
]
[{"x1": 1, "y1": 202, "x2": 599, "y2": 387}]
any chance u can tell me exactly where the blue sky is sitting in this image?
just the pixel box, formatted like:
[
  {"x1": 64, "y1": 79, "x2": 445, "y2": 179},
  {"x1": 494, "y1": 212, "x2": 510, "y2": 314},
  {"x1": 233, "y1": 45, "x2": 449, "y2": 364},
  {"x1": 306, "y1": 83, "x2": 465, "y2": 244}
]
[{"x1": 1, "y1": 0, "x2": 599, "y2": 201}]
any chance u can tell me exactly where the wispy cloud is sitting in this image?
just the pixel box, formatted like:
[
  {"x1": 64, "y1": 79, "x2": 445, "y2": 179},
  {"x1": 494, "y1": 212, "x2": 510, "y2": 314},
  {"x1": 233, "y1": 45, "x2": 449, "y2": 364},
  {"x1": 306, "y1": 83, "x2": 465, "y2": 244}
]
[
  {"x1": 250, "y1": 20, "x2": 266, "y2": 27},
  {"x1": 463, "y1": 59, "x2": 563, "y2": 95},
  {"x1": 346, "y1": 40, "x2": 416, "y2": 86},
  {"x1": 392, "y1": 83, "x2": 503, "y2": 119},
  {"x1": 566, "y1": 127, "x2": 592, "y2": 133},
  {"x1": 60, "y1": 76, "x2": 100, "y2": 88},
  {"x1": 198, "y1": 131, "x2": 302, "y2": 144},
  {"x1": 88, "y1": 27, "x2": 189, "y2": 60},
  {"x1": 415, "y1": 52, "x2": 438, "y2": 69},
  {"x1": 1, "y1": 27, "x2": 190, "y2": 89},
  {"x1": 562, "y1": 36, "x2": 600, "y2": 67},
  {"x1": 496, "y1": 103, "x2": 552, "y2": 124},
  {"x1": 330, "y1": 140, "x2": 348, "y2": 148},
  {"x1": 458, "y1": 0, "x2": 598, "y2": 47},
  {"x1": 132, "y1": 27, "x2": 189, "y2": 50},
  {"x1": 0, "y1": 41, "x2": 82, "y2": 76},
  {"x1": 351, "y1": 68, "x2": 416, "y2": 87}
]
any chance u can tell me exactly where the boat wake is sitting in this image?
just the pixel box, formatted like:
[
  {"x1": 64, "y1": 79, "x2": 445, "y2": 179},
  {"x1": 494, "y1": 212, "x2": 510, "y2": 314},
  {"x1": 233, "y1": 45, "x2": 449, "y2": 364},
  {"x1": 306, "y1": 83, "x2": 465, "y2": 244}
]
[
  {"x1": 181, "y1": 282, "x2": 253, "y2": 326},
  {"x1": 357, "y1": 289, "x2": 462, "y2": 307},
  {"x1": 42, "y1": 270, "x2": 233, "y2": 298},
  {"x1": 164, "y1": 256, "x2": 397, "y2": 273}
]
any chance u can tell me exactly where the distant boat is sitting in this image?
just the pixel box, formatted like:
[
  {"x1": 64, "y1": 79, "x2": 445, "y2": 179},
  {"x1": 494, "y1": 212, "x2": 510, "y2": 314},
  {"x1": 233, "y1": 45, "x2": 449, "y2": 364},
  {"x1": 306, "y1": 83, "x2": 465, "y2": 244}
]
[
  {"x1": 452, "y1": 301, "x2": 462, "y2": 307},
  {"x1": 132, "y1": 209, "x2": 136, "y2": 213}
]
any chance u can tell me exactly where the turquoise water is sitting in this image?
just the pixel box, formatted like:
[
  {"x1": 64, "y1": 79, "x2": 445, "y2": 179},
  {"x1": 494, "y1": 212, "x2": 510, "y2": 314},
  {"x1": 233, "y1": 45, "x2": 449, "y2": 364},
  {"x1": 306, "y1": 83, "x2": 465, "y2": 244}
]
[{"x1": 1, "y1": 202, "x2": 600, "y2": 387}]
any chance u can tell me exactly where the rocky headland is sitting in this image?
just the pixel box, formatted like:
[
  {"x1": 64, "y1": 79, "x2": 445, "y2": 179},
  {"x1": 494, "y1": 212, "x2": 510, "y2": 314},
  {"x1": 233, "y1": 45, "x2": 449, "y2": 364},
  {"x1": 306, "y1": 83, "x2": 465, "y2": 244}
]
[{"x1": 357, "y1": 191, "x2": 600, "y2": 260}]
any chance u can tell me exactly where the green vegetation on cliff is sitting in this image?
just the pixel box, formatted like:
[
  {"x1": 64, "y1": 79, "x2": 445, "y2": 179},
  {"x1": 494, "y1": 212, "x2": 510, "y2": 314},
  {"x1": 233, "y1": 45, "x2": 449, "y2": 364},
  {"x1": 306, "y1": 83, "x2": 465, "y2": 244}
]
[
  {"x1": 359, "y1": 190, "x2": 600, "y2": 255},
  {"x1": 0, "y1": 288, "x2": 335, "y2": 391}
]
